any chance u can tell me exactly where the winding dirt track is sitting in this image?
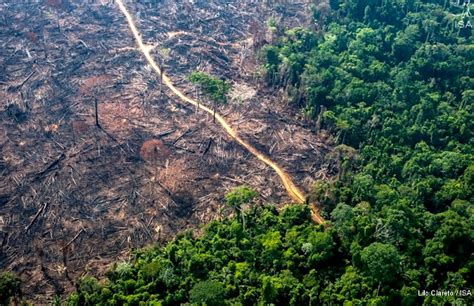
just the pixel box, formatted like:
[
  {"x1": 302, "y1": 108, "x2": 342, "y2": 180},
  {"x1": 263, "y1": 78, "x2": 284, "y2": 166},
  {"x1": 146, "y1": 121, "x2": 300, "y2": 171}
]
[{"x1": 116, "y1": 0, "x2": 324, "y2": 224}]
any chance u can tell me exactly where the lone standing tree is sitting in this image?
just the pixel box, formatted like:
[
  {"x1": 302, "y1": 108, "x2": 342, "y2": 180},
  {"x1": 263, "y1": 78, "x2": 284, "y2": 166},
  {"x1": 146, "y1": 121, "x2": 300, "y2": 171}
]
[
  {"x1": 189, "y1": 71, "x2": 230, "y2": 123},
  {"x1": 225, "y1": 186, "x2": 258, "y2": 231}
]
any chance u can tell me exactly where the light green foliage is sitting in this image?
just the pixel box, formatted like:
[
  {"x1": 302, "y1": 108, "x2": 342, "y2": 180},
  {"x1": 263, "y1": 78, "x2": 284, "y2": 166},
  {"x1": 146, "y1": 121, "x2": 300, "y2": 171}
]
[
  {"x1": 267, "y1": 17, "x2": 278, "y2": 32},
  {"x1": 261, "y1": 230, "x2": 283, "y2": 265},
  {"x1": 225, "y1": 185, "x2": 258, "y2": 210},
  {"x1": 115, "y1": 262, "x2": 133, "y2": 278},
  {"x1": 189, "y1": 71, "x2": 230, "y2": 104}
]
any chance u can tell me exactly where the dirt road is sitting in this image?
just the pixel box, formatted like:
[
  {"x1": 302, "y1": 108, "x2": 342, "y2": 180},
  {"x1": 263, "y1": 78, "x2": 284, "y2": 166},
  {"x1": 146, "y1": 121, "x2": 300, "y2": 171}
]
[{"x1": 116, "y1": 0, "x2": 324, "y2": 224}]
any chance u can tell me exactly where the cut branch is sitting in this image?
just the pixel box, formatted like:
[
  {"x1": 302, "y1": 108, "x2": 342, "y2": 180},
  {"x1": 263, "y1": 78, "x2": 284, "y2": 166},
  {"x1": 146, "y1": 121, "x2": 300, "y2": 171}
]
[{"x1": 25, "y1": 202, "x2": 49, "y2": 232}]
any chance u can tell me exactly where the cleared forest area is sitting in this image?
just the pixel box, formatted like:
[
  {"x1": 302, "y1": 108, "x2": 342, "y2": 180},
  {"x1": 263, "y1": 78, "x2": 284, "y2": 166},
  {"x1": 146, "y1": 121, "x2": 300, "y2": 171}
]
[{"x1": 0, "y1": 0, "x2": 333, "y2": 301}]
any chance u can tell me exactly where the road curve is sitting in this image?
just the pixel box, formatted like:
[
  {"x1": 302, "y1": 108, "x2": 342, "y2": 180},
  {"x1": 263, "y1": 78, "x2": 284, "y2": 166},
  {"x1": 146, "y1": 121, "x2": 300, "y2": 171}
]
[{"x1": 116, "y1": 0, "x2": 325, "y2": 224}]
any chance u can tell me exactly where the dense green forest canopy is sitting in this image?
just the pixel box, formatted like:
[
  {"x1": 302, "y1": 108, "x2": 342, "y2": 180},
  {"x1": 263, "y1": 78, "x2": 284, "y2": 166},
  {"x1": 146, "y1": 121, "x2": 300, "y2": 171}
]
[
  {"x1": 263, "y1": 0, "x2": 473, "y2": 216},
  {"x1": 1, "y1": 1, "x2": 471, "y2": 305},
  {"x1": 66, "y1": 201, "x2": 472, "y2": 305}
]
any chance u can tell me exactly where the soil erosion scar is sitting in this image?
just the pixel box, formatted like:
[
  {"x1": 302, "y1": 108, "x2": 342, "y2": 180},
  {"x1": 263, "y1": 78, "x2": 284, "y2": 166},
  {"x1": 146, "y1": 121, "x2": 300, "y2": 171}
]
[{"x1": 116, "y1": 0, "x2": 324, "y2": 224}]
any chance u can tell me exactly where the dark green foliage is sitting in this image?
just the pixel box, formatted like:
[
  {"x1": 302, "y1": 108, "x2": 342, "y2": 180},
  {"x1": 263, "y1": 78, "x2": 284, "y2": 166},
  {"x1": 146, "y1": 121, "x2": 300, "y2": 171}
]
[
  {"x1": 0, "y1": 272, "x2": 20, "y2": 306},
  {"x1": 67, "y1": 205, "x2": 343, "y2": 305},
  {"x1": 260, "y1": 0, "x2": 473, "y2": 304},
  {"x1": 67, "y1": 201, "x2": 472, "y2": 305},
  {"x1": 189, "y1": 280, "x2": 226, "y2": 306},
  {"x1": 360, "y1": 242, "x2": 401, "y2": 284}
]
